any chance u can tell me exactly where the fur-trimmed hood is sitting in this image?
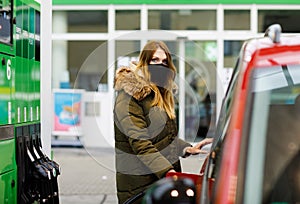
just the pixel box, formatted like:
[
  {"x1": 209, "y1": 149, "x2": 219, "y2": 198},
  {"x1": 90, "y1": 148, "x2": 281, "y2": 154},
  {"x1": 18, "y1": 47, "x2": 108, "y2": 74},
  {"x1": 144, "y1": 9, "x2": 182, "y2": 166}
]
[{"x1": 114, "y1": 63, "x2": 152, "y2": 101}]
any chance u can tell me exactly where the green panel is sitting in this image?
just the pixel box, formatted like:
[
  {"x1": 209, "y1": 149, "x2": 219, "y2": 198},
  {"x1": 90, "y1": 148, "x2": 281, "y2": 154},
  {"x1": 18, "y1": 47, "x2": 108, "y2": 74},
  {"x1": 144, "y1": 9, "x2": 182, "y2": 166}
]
[
  {"x1": 22, "y1": 6, "x2": 29, "y2": 59},
  {"x1": 14, "y1": 0, "x2": 40, "y2": 124},
  {"x1": 33, "y1": 8, "x2": 40, "y2": 122},
  {"x1": 23, "y1": 57, "x2": 28, "y2": 123},
  {"x1": 15, "y1": 0, "x2": 22, "y2": 58},
  {"x1": 0, "y1": 139, "x2": 16, "y2": 174},
  {"x1": 23, "y1": 5, "x2": 29, "y2": 123},
  {"x1": 29, "y1": 60, "x2": 35, "y2": 121},
  {"x1": 0, "y1": 43, "x2": 13, "y2": 56},
  {"x1": 21, "y1": 0, "x2": 40, "y2": 11},
  {"x1": 28, "y1": 7, "x2": 35, "y2": 122},
  {"x1": 29, "y1": 7, "x2": 35, "y2": 61},
  {"x1": 33, "y1": 61, "x2": 40, "y2": 121},
  {"x1": 53, "y1": 0, "x2": 300, "y2": 5},
  {"x1": 0, "y1": 55, "x2": 13, "y2": 125},
  {"x1": 14, "y1": 57, "x2": 25, "y2": 123},
  {"x1": 0, "y1": 170, "x2": 17, "y2": 204},
  {"x1": 15, "y1": 0, "x2": 23, "y2": 122},
  {"x1": 10, "y1": 57, "x2": 15, "y2": 125}
]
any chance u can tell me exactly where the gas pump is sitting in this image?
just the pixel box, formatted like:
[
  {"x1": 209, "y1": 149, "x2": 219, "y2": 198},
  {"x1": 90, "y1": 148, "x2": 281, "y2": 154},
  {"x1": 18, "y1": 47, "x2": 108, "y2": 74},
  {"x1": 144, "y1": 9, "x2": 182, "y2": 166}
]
[{"x1": 0, "y1": 0, "x2": 60, "y2": 203}]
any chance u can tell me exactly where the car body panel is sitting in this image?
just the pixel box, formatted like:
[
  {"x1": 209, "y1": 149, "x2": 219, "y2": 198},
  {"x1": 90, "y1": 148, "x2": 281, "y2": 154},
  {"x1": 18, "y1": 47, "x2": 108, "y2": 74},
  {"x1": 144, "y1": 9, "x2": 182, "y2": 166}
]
[
  {"x1": 208, "y1": 34, "x2": 300, "y2": 204},
  {"x1": 165, "y1": 28, "x2": 300, "y2": 204}
]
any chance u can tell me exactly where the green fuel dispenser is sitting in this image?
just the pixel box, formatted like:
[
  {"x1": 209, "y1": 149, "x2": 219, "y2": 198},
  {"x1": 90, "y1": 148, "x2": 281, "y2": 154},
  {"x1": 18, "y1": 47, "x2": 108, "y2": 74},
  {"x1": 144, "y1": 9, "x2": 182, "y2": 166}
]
[{"x1": 0, "y1": 0, "x2": 60, "y2": 203}]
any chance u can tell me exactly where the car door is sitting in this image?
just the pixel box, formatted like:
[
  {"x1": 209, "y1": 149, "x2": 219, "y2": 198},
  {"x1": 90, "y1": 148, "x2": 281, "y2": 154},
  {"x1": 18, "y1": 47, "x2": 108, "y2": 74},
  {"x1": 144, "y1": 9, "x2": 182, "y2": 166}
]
[{"x1": 199, "y1": 57, "x2": 241, "y2": 204}]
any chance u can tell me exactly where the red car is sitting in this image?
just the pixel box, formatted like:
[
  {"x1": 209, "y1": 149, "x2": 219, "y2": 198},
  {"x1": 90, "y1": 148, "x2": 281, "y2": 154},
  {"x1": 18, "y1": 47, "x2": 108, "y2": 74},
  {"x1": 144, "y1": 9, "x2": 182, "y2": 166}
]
[{"x1": 162, "y1": 24, "x2": 300, "y2": 204}]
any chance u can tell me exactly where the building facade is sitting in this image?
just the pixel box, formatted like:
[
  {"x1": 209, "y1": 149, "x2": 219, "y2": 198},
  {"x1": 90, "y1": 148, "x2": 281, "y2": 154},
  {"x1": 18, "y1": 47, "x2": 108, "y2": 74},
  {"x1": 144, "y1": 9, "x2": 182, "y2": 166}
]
[{"x1": 51, "y1": 0, "x2": 300, "y2": 147}]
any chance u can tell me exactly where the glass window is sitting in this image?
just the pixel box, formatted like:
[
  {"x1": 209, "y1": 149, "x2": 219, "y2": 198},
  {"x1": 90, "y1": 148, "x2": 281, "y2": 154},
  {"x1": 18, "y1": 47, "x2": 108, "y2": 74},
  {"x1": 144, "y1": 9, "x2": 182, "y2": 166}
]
[
  {"x1": 148, "y1": 10, "x2": 216, "y2": 30},
  {"x1": 184, "y1": 41, "x2": 217, "y2": 142},
  {"x1": 116, "y1": 10, "x2": 140, "y2": 30},
  {"x1": 224, "y1": 40, "x2": 243, "y2": 68},
  {"x1": 208, "y1": 65, "x2": 300, "y2": 203},
  {"x1": 68, "y1": 41, "x2": 107, "y2": 91},
  {"x1": 224, "y1": 10, "x2": 250, "y2": 30},
  {"x1": 204, "y1": 62, "x2": 240, "y2": 204},
  {"x1": 116, "y1": 40, "x2": 140, "y2": 68},
  {"x1": 258, "y1": 10, "x2": 300, "y2": 33},
  {"x1": 53, "y1": 10, "x2": 108, "y2": 33},
  {"x1": 114, "y1": 40, "x2": 217, "y2": 142},
  {"x1": 248, "y1": 65, "x2": 300, "y2": 203}
]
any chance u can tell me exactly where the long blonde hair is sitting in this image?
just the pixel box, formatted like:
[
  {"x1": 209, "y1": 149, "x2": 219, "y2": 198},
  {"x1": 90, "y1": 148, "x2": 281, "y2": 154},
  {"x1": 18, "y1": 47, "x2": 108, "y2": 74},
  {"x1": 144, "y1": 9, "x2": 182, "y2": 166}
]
[{"x1": 135, "y1": 40, "x2": 176, "y2": 119}]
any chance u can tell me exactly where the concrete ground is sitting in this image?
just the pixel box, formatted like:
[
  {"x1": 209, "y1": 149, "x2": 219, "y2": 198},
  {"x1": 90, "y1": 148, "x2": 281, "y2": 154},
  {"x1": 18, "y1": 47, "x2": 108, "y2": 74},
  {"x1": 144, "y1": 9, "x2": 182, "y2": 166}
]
[{"x1": 52, "y1": 145, "x2": 209, "y2": 204}]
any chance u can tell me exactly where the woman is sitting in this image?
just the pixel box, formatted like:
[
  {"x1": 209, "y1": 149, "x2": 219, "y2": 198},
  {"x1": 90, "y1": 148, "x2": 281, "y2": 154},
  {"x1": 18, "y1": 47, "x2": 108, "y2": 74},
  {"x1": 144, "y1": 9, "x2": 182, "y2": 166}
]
[{"x1": 114, "y1": 40, "x2": 212, "y2": 203}]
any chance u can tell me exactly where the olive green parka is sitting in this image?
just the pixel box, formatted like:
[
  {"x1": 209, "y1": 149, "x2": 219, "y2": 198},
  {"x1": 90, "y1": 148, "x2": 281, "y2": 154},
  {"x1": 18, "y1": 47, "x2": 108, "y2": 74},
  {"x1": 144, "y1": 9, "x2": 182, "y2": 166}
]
[{"x1": 113, "y1": 64, "x2": 192, "y2": 203}]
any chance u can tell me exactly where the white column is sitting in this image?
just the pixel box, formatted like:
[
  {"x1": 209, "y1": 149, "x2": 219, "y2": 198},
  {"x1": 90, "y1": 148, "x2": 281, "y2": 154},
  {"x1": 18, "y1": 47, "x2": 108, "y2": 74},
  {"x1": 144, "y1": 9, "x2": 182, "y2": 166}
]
[
  {"x1": 107, "y1": 5, "x2": 116, "y2": 147},
  {"x1": 140, "y1": 4, "x2": 148, "y2": 48},
  {"x1": 40, "y1": 0, "x2": 52, "y2": 156},
  {"x1": 178, "y1": 38, "x2": 186, "y2": 140},
  {"x1": 251, "y1": 4, "x2": 258, "y2": 34},
  {"x1": 52, "y1": 12, "x2": 68, "y2": 89},
  {"x1": 216, "y1": 4, "x2": 224, "y2": 120}
]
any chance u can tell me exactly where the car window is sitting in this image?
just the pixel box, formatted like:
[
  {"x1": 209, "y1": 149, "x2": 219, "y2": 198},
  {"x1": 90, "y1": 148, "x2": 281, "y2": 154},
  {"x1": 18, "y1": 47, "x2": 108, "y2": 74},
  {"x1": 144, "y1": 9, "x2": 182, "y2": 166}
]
[
  {"x1": 212, "y1": 57, "x2": 240, "y2": 149},
  {"x1": 199, "y1": 58, "x2": 240, "y2": 204},
  {"x1": 242, "y1": 65, "x2": 300, "y2": 204},
  {"x1": 224, "y1": 58, "x2": 240, "y2": 114}
]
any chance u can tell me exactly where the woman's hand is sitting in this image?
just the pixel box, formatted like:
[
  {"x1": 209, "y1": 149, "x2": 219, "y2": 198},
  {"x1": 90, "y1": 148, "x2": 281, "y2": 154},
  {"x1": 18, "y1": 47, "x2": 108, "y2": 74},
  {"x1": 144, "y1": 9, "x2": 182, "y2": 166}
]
[
  {"x1": 194, "y1": 138, "x2": 213, "y2": 154},
  {"x1": 185, "y1": 138, "x2": 214, "y2": 155}
]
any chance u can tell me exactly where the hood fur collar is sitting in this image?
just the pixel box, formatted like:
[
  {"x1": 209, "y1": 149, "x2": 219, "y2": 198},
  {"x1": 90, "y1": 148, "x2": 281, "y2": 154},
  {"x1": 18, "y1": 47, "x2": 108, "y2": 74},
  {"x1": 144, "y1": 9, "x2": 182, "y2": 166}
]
[{"x1": 114, "y1": 63, "x2": 152, "y2": 101}]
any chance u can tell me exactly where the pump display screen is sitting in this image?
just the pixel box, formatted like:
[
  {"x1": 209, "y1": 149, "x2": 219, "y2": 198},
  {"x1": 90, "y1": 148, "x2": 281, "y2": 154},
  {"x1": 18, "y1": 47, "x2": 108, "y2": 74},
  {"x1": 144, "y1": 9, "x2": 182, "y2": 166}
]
[{"x1": 0, "y1": 0, "x2": 12, "y2": 45}]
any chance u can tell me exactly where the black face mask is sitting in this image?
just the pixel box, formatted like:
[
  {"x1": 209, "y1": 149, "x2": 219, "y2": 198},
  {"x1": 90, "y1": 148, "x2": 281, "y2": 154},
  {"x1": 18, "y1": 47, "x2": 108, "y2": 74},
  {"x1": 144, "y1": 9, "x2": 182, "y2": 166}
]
[{"x1": 148, "y1": 64, "x2": 175, "y2": 89}]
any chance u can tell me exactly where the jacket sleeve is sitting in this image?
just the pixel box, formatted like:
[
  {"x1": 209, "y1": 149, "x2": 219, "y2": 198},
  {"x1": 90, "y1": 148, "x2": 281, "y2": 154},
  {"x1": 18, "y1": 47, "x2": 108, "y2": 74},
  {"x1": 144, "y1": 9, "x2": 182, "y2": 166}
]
[
  {"x1": 114, "y1": 93, "x2": 174, "y2": 178},
  {"x1": 176, "y1": 138, "x2": 192, "y2": 157}
]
